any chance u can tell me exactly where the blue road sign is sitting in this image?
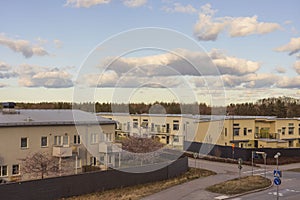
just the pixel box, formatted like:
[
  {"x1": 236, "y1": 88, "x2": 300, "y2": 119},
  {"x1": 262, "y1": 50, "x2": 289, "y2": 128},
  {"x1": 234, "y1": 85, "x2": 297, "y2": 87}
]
[
  {"x1": 274, "y1": 170, "x2": 282, "y2": 177},
  {"x1": 274, "y1": 177, "x2": 281, "y2": 185}
]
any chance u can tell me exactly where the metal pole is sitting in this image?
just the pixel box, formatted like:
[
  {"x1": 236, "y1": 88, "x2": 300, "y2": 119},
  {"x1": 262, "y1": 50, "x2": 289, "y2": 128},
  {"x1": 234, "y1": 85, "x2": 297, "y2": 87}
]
[
  {"x1": 252, "y1": 151, "x2": 254, "y2": 176},
  {"x1": 264, "y1": 153, "x2": 267, "y2": 178},
  {"x1": 276, "y1": 156, "x2": 279, "y2": 200}
]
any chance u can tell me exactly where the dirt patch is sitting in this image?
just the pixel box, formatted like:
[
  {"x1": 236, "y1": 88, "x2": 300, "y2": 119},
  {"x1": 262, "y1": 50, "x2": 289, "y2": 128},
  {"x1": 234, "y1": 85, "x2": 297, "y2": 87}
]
[{"x1": 206, "y1": 175, "x2": 271, "y2": 195}]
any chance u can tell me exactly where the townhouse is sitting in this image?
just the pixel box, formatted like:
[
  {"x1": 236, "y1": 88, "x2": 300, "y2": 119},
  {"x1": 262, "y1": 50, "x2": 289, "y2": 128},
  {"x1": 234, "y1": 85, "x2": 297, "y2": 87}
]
[
  {"x1": 98, "y1": 113, "x2": 300, "y2": 149},
  {"x1": 0, "y1": 103, "x2": 117, "y2": 182}
]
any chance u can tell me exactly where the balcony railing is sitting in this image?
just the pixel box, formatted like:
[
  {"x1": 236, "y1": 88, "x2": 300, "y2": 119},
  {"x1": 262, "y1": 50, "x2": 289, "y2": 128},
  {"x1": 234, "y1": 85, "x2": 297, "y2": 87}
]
[
  {"x1": 99, "y1": 142, "x2": 121, "y2": 153},
  {"x1": 52, "y1": 146, "x2": 72, "y2": 157}
]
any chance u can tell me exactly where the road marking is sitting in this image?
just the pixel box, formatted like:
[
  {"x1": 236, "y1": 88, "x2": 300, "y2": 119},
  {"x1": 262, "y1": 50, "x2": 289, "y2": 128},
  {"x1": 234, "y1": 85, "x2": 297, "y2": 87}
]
[
  {"x1": 268, "y1": 192, "x2": 283, "y2": 197},
  {"x1": 215, "y1": 195, "x2": 229, "y2": 199}
]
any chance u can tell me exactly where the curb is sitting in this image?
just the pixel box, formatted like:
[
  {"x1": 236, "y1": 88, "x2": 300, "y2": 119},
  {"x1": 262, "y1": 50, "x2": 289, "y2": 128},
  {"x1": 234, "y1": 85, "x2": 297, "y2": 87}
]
[{"x1": 223, "y1": 178, "x2": 273, "y2": 199}]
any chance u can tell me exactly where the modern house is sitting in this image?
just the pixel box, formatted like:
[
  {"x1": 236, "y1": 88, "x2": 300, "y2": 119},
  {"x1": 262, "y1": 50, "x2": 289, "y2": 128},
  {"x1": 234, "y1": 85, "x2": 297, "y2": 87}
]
[
  {"x1": 98, "y1": 113, "x2": 300, "y2": 149},
  {"x1": 0, "y1": 103, "x2": 117, "y2": 182}
]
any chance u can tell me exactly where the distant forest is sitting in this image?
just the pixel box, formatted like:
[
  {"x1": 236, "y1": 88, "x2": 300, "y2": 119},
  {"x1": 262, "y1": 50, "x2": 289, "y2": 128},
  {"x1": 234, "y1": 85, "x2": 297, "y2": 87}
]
[{"x1": 2, "y1": 96, "x2": 300, "y2": 118}]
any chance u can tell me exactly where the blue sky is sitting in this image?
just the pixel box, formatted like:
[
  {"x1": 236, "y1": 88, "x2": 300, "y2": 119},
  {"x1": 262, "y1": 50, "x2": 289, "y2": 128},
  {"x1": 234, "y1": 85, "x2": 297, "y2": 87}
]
[{"x1": 0, "y1": 0, "x2": 300, "y2": 105}]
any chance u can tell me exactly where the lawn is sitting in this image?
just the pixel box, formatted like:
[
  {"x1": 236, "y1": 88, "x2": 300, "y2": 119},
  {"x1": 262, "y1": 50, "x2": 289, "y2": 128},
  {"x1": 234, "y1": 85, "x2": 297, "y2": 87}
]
[
  {"x1": 206, "y1": 175, "x2": 271, "y2": 195},
  {"x1": 61, "y1": 168, "x2": 216, "y2": 200}
]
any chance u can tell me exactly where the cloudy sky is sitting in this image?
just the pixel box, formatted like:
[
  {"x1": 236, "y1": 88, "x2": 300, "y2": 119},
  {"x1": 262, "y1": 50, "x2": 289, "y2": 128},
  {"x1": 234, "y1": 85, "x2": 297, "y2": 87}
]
[{"x1": 0, "y1": 0, "x2": 300, "y2": 105}]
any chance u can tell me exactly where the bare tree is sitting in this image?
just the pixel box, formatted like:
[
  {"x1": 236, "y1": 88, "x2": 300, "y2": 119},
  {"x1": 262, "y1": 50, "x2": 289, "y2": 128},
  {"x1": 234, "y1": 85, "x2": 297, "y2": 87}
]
[
  {"x1": 20, "y1": 152, "x2": 61, "y2": 179},
  {"x1": 121, "y1": 137, "x2": 165, "y2": 166},
  {"x1": 121, "y1": 137, "x2": 164, "y2": 153}
]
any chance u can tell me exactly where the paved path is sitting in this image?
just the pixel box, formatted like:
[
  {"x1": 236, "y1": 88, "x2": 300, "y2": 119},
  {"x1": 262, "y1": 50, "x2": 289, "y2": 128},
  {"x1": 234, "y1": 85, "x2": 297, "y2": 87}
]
[{"x1": 143, "y1": 158, "x2": 300, "y2": 200}]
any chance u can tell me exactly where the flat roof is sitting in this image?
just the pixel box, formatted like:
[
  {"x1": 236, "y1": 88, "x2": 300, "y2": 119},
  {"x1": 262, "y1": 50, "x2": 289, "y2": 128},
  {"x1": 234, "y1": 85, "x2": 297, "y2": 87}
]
[{"x1": 0, "y1": 109, "x2": 115, "y2": 127}]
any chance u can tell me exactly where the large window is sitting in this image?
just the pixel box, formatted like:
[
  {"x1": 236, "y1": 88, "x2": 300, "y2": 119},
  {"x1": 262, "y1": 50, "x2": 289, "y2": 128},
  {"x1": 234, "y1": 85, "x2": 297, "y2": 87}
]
[
  {"x1": 243, "y1": 128, "x2": 247, "y2": 136},
  {"x1": 0, "y1": 166, "x2": 7, "y2": 177},
  {"x1": 54, "y1": 136, "x2": 62, "y2": 146},
  {"x1": 54, "y1": 135, "x2": 69, "y2": 146},
  {"x1": 233, "y1": 128, "x2": 240, "y2": 136},
  {"x1": 173, "y1": 120, "x2": 179, "y2": 131},
  {"x1": 41, "y1": 136, "x2": 48, "y2": 147},
  {"x1": 74, "y1": 135, "x2": 80, "y2": 144},
  {"x1": 91, "y1": 133, "x2": 98, "y2": 144},
  {"x1": 133, "y1": 119, "x2": 138, "y2": 128},
  {"x1": 224, "y1": 128, "x2": 227, "y2": 137},
  {"x1": 282, "y1": 127, "x2": 286, "y2": 135},
  {"x1": 12, "y1": 164, "x2": 19, "y2": 175},
  {"x1": 21, "y1": 137, "x2": 28, "y2": 148}
]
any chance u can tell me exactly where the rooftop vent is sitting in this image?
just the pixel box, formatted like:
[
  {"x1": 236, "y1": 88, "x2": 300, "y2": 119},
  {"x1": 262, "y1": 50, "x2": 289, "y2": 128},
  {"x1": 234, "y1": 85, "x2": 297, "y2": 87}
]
[{"x1": 2, "y1": 102, "x2": 19, "y2": 114}]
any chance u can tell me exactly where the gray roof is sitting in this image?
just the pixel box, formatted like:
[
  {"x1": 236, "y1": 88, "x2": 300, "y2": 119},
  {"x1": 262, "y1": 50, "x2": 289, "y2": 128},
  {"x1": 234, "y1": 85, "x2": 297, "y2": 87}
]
[{"x1": 0, "y1": 109, "x2": 115, "y2": 127}]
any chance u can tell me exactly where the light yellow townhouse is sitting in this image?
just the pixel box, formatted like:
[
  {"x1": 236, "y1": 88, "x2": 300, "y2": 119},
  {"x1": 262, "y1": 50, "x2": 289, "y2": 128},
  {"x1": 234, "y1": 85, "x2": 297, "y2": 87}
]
[
  {"x1": 0, "y1": 103, "x2": 117, "y2": 182},
  {"x1": 99, "y1": 112, "x2": 300, "y2": 149},
  {"x1": 98, "y1": 113, "x2": 186, "y2": 148}
]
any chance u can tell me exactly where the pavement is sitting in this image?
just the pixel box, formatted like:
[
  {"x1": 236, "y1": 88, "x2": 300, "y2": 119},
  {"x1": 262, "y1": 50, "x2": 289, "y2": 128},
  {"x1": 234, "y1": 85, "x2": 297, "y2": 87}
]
[{"x1": 142, "y1": 158, "x2": 300, "y2": 200}]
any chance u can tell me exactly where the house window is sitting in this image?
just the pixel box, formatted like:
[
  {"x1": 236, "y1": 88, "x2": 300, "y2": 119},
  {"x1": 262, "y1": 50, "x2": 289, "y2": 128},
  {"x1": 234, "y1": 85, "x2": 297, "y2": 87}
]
[
  {"x1": 21, "y1": 137, "x2": 28, "y2": 148},
  {"x1": 244, "y1": 128, "x2": 247, "y2": 136},
  {"x1": 224, "y1": 128, "x2": 227, "y2": 137},
  {"x1": 133, "y1": 119, "x2": 138, "y2": 128},
  {"x1": 74, "y1": 135, "x2": 80, "y2": 144},
  {"x1": 282, "y1": 127, "x2": 286, "y2": 135},
  {"x1": 63, "y1": 135, "x2": 69, "y2": 146},
  {"x1": 151, "y1": 123, "x2": 155, "y2": 132},
  {"x1": 0, "y1": 166, "x2": 7, "y2": 177},
  {"x1": 288, "y1": 127, "x2": 294, "y2": 135},
  {"x1": 173, "y1": 120, "x2": 179, "y2": 131},
  {"x1": 90, "y1": 157, "x2": 97, "y2": 166},
  {"x1": 248, "y1": 129, "x2": 252, "y2": 133},
  {"x1": 173, "y1": 136, "x2": 179, "y2": 143},
  {"x1": 233, "y1": 128, "x2": 240, "y2": 136},
  {"x1": 54, "y1": 136, "x2": 62, "y2": 146},
  {"x1": 288, "y1": 140, "x2": 293, "y2": 147},
  {"x1": 12, "y1": 164, "x2": 19, "y2": 175},
  {"x1": 91, "y1": 133, "x2": 98, "y2": 144},
  {"x1": 41, "y1": 136, "x2": 48, "y2": 147},
  {"x1": 233, "y1": 123, "x2": 239, "y2": 126},
  {"x1": 104, "y1": 133, "x2": 112, "y2": 142}
]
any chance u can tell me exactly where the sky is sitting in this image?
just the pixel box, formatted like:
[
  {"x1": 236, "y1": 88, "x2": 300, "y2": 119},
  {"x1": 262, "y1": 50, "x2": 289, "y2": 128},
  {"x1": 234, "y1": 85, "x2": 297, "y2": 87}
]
[{"x1": 0, "y1": 0, "x2": 300, "y2": 106}]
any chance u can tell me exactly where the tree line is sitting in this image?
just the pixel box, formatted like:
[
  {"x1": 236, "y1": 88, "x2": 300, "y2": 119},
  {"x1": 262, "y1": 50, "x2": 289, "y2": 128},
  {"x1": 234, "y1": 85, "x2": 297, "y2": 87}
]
[{"x1": 2, "y1": 96, "x2": 300, "y2": 117}]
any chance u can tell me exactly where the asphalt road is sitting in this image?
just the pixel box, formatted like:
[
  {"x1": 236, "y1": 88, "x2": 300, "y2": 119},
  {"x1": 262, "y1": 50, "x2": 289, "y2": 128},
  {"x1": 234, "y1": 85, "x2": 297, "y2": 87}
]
[{"x1": 143, "y1": 158, "x2": 300, "y2": 200}]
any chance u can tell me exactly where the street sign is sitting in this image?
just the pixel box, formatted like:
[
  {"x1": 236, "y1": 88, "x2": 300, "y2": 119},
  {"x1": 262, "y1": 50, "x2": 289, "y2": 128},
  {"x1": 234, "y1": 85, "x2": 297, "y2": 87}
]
[
  {"x1": 274, "y1": 177, "x2": 281, "y2": 185},
  {"x1": 238, "y1": 165, "x2": 243, "y2": 169},
  {"x1": 274, "y1": 169, "x2": 282, "y2": 177}
]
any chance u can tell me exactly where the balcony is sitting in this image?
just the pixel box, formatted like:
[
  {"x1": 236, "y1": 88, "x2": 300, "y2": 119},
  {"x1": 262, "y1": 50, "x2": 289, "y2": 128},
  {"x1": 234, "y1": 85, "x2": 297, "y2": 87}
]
[
  {"x1": 52, "y1": 146, "x2": 72, "y2": 157},
  {"x1": 99, "y1": 142, "x2": 121, "y2": 153}
]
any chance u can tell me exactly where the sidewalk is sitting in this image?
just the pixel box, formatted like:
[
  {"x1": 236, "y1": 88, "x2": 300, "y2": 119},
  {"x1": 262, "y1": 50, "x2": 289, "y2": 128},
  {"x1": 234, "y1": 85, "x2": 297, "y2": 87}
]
[{"x1": 142, "y1": 158, "x2": 243, "y2": 200}]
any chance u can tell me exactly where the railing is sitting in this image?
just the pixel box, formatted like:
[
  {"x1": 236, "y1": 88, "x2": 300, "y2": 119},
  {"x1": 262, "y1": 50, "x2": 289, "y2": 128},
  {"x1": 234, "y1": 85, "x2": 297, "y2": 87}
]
[{"x1": 52, "y1": 146, "x2": 72, "y2": 157}]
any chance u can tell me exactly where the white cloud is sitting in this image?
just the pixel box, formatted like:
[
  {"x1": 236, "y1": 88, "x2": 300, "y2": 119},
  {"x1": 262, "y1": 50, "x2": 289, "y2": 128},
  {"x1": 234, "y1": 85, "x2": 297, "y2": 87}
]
[
  {"x1": 0, "y1": 62, "x2": 11, "y2": 71},
  {"x1": 65, "y1": 0, "x2": 111, "y2": 8},
  {"x1": 101, "y1": 49, "x2": 260, "y2": 78},
  {"x1": 0, "y1": 34, "x2": 49, "y2": 58},
  {"x1": 18, "y1": 65, "x2": 73, "y2": 88},
  {"x1": 53, "y1": 39, "x2": 63, "y2": 48},
  {"x1": 220, "y1": 73, "x2": 277, "y2": 88},
  {"x1": 276, "y1": 76, "x2": 300, "y2": 88},
  {"x1": 162, "y1": 3, "x2": 197, "y2": 14},
  {"x1": 274, "y1": 37, "x2": 300, "y2": 56},
  {"x1": 294, "y1": 61, "x2": 300, "y2": 74},
  {"x1": 209, "y1": 49, "x2": 260, "y2": 75},
  {"x1": 275, "y1": 66, "x2": 286, "y2": 74},
  {"x1": 194, "y1": 4, "x2": 281, "y2": 41},
  {"x1": 122, "y1": 0, "x2": 147, "y2": 8}
]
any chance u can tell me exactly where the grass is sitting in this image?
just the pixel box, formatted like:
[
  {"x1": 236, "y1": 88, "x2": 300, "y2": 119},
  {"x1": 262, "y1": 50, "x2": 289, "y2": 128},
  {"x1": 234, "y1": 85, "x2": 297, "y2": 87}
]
[
  {"x1": 206, "y1": 175, "x2": 271, "y2": 195},
  {"x1": 287, "y1": 168, "x2": 300, "y2": 172},
  {"x1": 61, "y1": 168, "x2": 216, "y2": 200}
]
